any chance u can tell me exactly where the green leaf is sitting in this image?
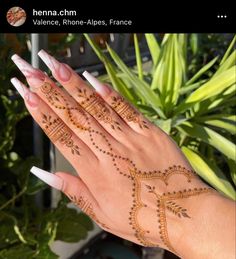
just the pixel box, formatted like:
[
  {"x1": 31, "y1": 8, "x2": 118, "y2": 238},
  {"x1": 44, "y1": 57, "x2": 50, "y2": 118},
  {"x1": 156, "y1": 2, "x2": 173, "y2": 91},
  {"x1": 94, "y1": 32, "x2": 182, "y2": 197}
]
[
  {"x1": 34, "y1": 245, "x2": 58, "y2": 259},
  {"x1": 83, "y1": 34, "x2": 134, "y2": 102},
  {"x1": 202, "y1": 118, "x2": 236, "y2": 135},
  {"x1": 190, "y1": 34, "x2": 198, "y2": 55},
  {"x1": 226, "y1": 158, "x2": 236, "y2": 186},
  {"x1": 182, "y1": 146, "x2": 235, "y2": 200},
  {"x1": 220, "y1": 35, "x2": 236, "y2": 65},
  {"x1": 214, "y1": 50, "x2": 236, "y2": 76},
  {"x1": 0, "y1": 245, "x2": 35, "y2": 259},
  {"x1": 175, "y1": 66, "x2": 236, "y2": 114},
  {"x1": 185, "y1": 56, "x2": 218, "y2": 85},
  {"x1": 186, "y1": 66, "x2": 235, "y2": 103},
  {"x1": 178, "y1": 122, "x2": 236, "y2": 160},
  {"x1": 145, "y1": 34, "x2": 160, "y2": 67},
  {"x1": 56, "y1": 209, "x2": 93, "y2": 243},
  {"x1": 106, "y1": 44, "x2": 166, "y2": 118},
  {"x1": 134, "y1": 34, "x2": 143, "y2": 80}
]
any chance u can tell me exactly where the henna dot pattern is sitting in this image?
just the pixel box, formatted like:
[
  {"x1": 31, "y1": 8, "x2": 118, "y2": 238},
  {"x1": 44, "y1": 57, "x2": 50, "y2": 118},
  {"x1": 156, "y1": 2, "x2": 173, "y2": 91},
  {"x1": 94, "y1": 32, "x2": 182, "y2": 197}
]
[{"x1": 40, "y1": 82, "x2": 213, "y2": 252}]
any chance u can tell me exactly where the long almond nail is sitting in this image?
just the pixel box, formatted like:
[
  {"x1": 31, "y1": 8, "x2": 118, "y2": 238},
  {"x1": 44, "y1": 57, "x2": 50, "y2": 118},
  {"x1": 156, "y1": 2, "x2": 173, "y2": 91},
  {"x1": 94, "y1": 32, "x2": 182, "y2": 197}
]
[
  {"x1": 82, "y1": 71, "x2": 111, "y2": 96},
  {"x1": 11, "y1": 54, "x2": 45, "y2": 88},
  {"x1": 38, "y1": 50, "x2": 71, "y2": 82},
  {"x1": 11, "y1": 78, "x2": 40, "y2": 108},
  {"x1": 30, "y1": 166, "x2": 64, "y2": 191}
]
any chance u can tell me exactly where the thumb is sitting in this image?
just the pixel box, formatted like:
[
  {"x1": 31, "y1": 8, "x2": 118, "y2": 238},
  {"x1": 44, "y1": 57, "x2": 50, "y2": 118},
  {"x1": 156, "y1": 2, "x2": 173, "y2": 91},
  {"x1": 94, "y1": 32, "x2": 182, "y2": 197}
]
[{"x1": 30, "y1": 167, "x2": 108, "y2": 229}]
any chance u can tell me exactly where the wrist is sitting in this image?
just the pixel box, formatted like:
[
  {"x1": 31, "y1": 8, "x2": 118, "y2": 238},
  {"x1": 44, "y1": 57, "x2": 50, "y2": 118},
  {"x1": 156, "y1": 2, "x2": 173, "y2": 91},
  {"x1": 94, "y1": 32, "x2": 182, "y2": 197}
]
[{"x1": 176, "y1": 190, "x2": 235, "y2": 259}]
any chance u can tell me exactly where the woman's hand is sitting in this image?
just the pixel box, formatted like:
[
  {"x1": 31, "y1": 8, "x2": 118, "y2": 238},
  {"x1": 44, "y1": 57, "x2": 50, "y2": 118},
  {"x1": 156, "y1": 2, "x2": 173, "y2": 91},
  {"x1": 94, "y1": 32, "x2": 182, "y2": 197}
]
[{"x1": 11, "y1": 51, "x2": 221, "y2": 257}]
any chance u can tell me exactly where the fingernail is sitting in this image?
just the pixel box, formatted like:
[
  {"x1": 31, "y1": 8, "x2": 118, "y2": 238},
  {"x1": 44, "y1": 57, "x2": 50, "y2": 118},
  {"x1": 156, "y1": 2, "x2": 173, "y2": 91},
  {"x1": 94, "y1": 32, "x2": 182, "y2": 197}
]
[
  {"x1": 11, "y1": 77, "x2": 27, "y2": 98},
  {"x1": 11, "y1": 77, "x2": 40, "y2": 108},
  {"x1": 82, "y1": 71, "x2": 111, "y2": 96},
  {"x1": 38, "y1": 50, "x2": 71, "y2": 82},
  {"x1": 11, "y1": 54, "x2": 45, "y2": 87},
  {"x1": 30, "y1": 166, "x2": 64, "y2": 191}
]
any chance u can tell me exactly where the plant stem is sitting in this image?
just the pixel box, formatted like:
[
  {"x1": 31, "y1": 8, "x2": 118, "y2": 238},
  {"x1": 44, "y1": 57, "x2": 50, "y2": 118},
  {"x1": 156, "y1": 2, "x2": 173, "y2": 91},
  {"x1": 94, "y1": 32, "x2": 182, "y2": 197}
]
[{"x1": 0, "y1": 186, "x2": 27, "y2": 211}]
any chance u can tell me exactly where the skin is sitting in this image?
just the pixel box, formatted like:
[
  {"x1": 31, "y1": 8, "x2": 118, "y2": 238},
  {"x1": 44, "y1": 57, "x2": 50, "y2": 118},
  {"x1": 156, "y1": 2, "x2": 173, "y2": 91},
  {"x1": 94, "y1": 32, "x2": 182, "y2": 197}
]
[{"x1": 11, "y1": 51, "x2": 235, "y2": 259}]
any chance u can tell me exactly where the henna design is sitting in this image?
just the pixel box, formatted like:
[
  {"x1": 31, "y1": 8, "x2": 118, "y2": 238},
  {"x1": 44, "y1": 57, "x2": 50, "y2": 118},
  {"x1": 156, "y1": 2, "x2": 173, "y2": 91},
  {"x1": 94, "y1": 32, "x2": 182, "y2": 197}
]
[
  {"x1": 68, "y1": 194, "x2": 109, "y2": 229},
  {"x1": 39, "y1": 82, "x2": 212, "y2": 252},
  {"x1": 77, "y1": 89, "x2": 121, "y2": 130},
  {"x1": 42, "y1": 114, "x2": 80, "y2": 155},
  {"x1": 128, "y1": 168, "x2": 212, "y2": 252},
  {"x1": 166, "y1": 201, "x2": 190, "y2": 218},
  {"x1": 111, "y1": 96, "x2": 149, "y2": 129}
]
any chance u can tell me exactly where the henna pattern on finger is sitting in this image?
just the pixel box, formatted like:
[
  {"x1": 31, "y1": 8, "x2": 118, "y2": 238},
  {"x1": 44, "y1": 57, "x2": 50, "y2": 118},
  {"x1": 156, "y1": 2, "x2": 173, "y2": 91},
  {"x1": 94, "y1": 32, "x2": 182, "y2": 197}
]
[
  {"x1": 111, "y1": 96, "x2": 149, "y2": 129},
  {"x1": 77, "y1": 89, "x2": 121, "y2": 130},
  {"x1": 38, "y1": 82, "x2": 212, "y2": 252},
  {"x1": 42, "y1": 114, "x2": 80, "y2": 155},
  {"x1": 68, "y1": 194, "x2": 109, "y2": 229}
]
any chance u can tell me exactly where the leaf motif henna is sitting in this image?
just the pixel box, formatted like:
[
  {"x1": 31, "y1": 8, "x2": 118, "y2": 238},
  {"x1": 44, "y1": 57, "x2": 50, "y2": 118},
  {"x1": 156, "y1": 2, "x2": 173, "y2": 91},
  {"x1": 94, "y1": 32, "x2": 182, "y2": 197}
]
[
  {"x1": 130, "y1": 168, "x2": 213, "y2": 253},
  {"x1": 42, "y1": 114, "x2": 80, "y2": 156},
  {"x1": 111, "y1": 96, "x2": 149, "y2": 129},
  {"x1": 166, "y1": 201, "x2": 190, "y2": 218}
]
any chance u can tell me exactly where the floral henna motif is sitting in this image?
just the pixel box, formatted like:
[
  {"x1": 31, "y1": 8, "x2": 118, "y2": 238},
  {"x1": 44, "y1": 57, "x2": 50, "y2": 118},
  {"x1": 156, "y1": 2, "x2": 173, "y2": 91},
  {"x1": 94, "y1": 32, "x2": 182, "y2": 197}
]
[
  {"x1": 42, "y1": 114, "x2": 80, "y2": 155},
  {"x1": 77, "y1": 89, "x2": 121, "y2": 130},
  {"x1": 67, "y1": 194, "x2": 109, "y2": 229},
  {"x1": 111, "y1": 96, "x2": 149, "y2": 129}
]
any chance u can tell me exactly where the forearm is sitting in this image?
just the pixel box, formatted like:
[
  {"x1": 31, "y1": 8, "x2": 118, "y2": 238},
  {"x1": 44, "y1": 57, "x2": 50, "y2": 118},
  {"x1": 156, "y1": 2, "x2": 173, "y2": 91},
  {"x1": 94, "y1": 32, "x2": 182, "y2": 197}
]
[{"x1": 175, "y1": 191, "x2": 235, "y2": 259}]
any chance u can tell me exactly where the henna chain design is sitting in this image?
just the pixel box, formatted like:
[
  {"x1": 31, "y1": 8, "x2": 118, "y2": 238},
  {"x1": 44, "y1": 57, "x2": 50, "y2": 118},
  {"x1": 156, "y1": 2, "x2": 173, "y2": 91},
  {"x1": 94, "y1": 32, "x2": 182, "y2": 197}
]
[
  {"x1": 40, "y1": 83, "x2": 212, "y2": 251},
  {"x1": 67, "y1": 194, "x2": 109, "y2": 229}
]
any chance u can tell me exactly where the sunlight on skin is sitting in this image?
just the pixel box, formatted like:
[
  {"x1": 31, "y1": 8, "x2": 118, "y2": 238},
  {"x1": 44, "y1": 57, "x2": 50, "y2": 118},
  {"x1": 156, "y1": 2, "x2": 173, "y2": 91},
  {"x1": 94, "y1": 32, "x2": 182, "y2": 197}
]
[{"x1": 10, "y1": 51, "x2": 235, "y2": 259}]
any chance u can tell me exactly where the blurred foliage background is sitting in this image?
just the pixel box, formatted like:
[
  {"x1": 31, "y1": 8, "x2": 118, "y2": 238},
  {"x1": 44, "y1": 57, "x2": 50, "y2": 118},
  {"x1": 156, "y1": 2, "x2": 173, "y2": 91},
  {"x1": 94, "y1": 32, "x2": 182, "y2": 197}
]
[{"x1": 0, "y1": 33, "x2": 235, "y2": 258}]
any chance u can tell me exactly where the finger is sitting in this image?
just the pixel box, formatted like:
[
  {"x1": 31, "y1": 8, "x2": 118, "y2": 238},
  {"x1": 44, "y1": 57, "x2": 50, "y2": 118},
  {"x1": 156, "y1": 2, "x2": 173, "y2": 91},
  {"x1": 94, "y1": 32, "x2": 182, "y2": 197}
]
[
  {"x1": 11, "y1": 54, "x2": 119, "y2": 159},
  {"x1": 30, "y1": 166, "x2": 109, "y2": 230},
  {"x1": 11, "y1": 78, "x2": 98, "y2": 183},
  {"x1": 37, "y1": 50, "x2": 132, "y2": 141},
  {"x1": 83, "y1": 71, "x2": 151, "y2": 134}
]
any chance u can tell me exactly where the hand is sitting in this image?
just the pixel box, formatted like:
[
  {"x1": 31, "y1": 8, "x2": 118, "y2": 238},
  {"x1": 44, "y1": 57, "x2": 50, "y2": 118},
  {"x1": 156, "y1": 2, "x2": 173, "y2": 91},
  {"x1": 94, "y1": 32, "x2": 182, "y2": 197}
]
[{"x1": 11, "y1": 51, "x2": 215, "y2": 256}]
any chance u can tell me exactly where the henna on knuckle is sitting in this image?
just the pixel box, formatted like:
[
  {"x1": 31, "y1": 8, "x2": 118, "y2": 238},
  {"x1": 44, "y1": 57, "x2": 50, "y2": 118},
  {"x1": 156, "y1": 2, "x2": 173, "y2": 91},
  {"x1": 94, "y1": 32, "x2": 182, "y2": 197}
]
[
  {"x1": 78, "y1": 88, "x2": 122, "y2": 131},
  {"x1": 67, "y1": 194, "x2": 109, "y2": 229},
  {"x1": 110, "y1": 96, "x2": 149, "y2": 129},
  {"x1": 41, "y1": 113, "x2": 80, "y2": 156}
]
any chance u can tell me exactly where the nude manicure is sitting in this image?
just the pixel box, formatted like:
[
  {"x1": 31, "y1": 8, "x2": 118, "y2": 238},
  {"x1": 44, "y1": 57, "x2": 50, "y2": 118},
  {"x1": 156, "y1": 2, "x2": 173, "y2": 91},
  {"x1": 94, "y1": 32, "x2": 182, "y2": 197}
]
[
  {"x1": 38, "y1": 50, "x2": 71, "y2": 82},
  {"x1": 10, "y1": 77, "x2": 40, "y2": 108},
  {"x1": 11, "y1": 54, "x2": 45, "y2": 88},
  {"x1": 30, "y1": 166, "x2": 64, "y2": 191},
  {"x1": 82, "y1": 71, "x2": 111, "y2": 96}
]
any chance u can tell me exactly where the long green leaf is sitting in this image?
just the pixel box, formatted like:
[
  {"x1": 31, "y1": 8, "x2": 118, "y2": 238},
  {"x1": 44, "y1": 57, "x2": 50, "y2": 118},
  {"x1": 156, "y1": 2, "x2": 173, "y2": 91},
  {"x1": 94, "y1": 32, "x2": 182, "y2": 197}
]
[
  {"x1": 186, "y1": 66, "x2": 236, "y2": 103},
  {"x1": 220, "y1": 35, "x2": 236, "y2": 65},
  {"x1": 182, "y1": 146, "x2": 235, "y2": 200},
  {"x1": 145, "y1": 34, "x2": 160, "y2": 67},
  {"x1": 175, "y1": 66, "x2": 236, "y2": 114},
  {"x1": 214, "y1": 50, "x2": 236, "y2": 77},
  {"x1": 84, "y1": 34, "x2": 134, "y2": 102},
  {"x1": 178, "y1": 122, "x2": 236, "y2": 160},
  {"x1": 134, "y1": 34, "x2": 143, "y2": 80},
  {"x1": 106, "y1": 44, "x2": 166, "y2": 118},
  {"x1": 186, "y1": 56, "x2": 218, "y2": 85}
]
